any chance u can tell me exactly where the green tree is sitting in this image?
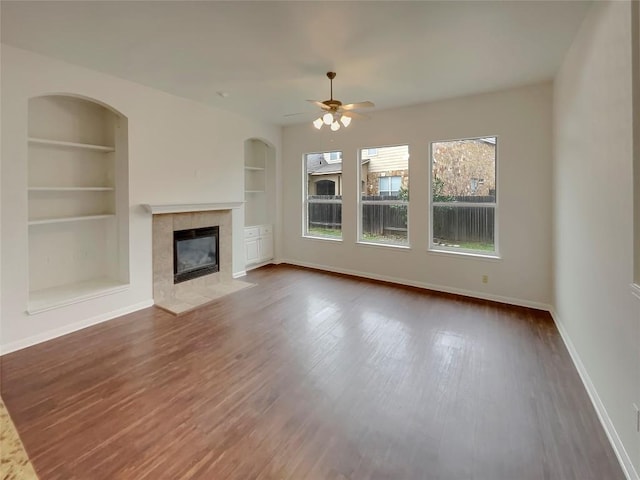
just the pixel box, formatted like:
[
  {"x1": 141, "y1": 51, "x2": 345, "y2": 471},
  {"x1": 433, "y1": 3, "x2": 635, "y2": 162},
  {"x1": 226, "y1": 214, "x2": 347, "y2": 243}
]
[{"x1": 432, "y1": 176, "x2": 454, "y2": 202}]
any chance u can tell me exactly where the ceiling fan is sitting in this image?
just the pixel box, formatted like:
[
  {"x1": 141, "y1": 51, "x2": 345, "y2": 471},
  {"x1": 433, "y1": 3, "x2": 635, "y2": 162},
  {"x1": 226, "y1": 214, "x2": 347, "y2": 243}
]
[{"x1": 305, "y1": 71, "x2": 375, "y2": 131}]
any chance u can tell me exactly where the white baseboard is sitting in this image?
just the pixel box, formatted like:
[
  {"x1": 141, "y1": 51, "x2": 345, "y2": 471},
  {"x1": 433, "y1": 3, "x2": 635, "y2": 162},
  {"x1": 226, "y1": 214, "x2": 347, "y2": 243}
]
[
  {"x1": 233, "y1": 270, "x2": 247, "y2": 279},
  {"x1": 245, "y1": 260, "x2": 274, "y2": 272},
  {"x1": 550, "y1": 309, "x2": 639, "y2": 480},
  {"x1": 0, "y1": 299, "x2": 154, "y2": 356},
  {"x1": 279, "y1": 258, "x2": 551, "y2": 311}
]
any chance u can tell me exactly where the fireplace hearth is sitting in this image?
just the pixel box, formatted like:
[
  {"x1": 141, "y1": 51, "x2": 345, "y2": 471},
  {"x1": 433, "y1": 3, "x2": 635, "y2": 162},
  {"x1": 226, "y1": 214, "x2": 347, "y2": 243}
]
[{"x1": 148, "y1": 206, "x2": 253, "y2": 315}]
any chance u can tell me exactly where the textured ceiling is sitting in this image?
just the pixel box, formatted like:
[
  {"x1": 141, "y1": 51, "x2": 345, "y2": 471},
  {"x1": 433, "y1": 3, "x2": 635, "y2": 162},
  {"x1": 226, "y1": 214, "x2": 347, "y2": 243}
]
[{"x1": 1, "y1": 1, "x2": 592, "y2": 125}]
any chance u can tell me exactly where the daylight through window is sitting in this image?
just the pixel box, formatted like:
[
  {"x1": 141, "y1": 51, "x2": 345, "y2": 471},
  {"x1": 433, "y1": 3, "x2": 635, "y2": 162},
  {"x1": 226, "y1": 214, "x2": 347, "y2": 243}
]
[
  {"x1": 430, "y1": 137, "x2": 497, "y2": 255},
  {"x1": 359, "y1": 145, "x2": 409, "y2": 246},
  {"x1": 304, "y1": 151, "x2": 343, "y2": 239}
]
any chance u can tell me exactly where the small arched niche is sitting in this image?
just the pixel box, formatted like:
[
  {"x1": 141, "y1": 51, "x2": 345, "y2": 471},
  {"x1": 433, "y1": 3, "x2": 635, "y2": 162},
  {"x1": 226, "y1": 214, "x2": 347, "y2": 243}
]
[{"x1": 27, "y1": 94, "x2": 130, "y2": 313}]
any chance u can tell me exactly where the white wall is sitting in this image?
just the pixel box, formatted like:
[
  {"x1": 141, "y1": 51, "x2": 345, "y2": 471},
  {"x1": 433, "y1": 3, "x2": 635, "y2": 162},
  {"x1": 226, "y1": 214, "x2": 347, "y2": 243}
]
[
  {"x1": 0, "y1": 45, "x2": 281, "y2": 352},
  {"x1": 282, "y1": 83, "x2": 553, "y2": 309},
  {"x1": 553, "y1": 1, "x2": 640, "y2": 478}
]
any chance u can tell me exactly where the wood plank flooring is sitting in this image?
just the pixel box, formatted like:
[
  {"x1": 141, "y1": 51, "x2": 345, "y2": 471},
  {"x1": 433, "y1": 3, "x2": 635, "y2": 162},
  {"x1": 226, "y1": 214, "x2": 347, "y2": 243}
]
[{"x1": 1, "y1": 264, "x2": 625, "y2": 479}]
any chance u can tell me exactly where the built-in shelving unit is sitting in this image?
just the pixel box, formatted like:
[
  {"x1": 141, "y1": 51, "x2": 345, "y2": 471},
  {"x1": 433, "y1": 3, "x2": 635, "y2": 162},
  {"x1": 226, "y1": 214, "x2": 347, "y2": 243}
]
[
  {"x1": 28, "y1": 214, "x2": 116, "y2": 226},
  {"x1": 29, "y1": 187, "x2": 115, "y2": 192},
  {"x1": 244, "y1": 139, "x2": 275, "y2": 267},
  {"x1": 28, "y1": 137, "x2": 116, "y2": 152},
  {"x1": 27, "y1": 95, "x2": 129, "y2": 314},
  {"x1": 244, "y1": 163, "x2": 266, "y2": 194}
]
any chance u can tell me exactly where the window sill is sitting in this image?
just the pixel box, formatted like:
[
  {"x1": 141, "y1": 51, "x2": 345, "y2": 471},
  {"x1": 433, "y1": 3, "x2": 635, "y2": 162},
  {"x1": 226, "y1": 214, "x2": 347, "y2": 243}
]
[
  {"x1": 302, "y1": 235, "x2": 343, "y2": 243},
  {"x1": 357, "y1": 241, "x2": 411, "y2": 251},
  {"x1": 631, "y1": 283, "x2": 640, "y2": 301},
  {"x1": 428, "y1": 248, "x2": 502, "y2": 262}
]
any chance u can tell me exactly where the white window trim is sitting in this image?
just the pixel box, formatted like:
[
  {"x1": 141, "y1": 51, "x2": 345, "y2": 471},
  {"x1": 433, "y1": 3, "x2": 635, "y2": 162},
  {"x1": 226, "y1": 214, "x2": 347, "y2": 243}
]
[
  {"x1": 428, "y1": 136, "x2": 500, "y2": 257},
  {"x1": 357, "y1": 144, "x2": 410, "y2": 248}
]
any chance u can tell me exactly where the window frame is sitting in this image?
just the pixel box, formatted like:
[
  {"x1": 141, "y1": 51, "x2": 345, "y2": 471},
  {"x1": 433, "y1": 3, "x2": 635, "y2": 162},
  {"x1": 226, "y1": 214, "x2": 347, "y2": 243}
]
[
  {"x1": 357, "y1": 144, "x2": 410, "y2": 248},
  {"x1": 428, "y1": 136, "x2": 500, "y2": 258},
  {"x1": 303, "y1": 150, "x2": 343, "y2": 241}
]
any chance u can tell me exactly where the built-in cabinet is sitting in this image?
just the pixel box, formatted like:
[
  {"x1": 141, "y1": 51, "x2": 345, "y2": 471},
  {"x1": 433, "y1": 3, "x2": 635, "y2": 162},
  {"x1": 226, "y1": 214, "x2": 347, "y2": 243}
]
[
  {"x1": 244, "y1": 139, "x2": 275, "y2": 268},
  {"x1": 244, "y1": 225, "x2": 273, "y2": 266},
  {"x1": 27, "y1": 95, "x2": 129, "y2": 313}
]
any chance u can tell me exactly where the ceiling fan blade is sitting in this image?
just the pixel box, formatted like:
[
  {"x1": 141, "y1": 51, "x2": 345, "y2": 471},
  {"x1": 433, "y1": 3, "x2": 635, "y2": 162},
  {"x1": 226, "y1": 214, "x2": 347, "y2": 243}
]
[
  {"x1": 283, "y1": 112, "x2": 312, "y2": 117},
  {"x1": 341, "y1": 101, "x2": 375, "y2": 111},
  {"x1": 306, "y1": 100, "x2": 331, "y2": 110},
  {"x1": 340, "y1": 110, "x2": 370, "y2": 120}
]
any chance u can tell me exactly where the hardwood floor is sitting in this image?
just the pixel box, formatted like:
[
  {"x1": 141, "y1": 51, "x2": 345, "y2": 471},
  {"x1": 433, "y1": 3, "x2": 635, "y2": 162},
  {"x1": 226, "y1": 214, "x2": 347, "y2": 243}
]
[{"x1": 1, "y1": 265, "x2": 624, "y2": 480}]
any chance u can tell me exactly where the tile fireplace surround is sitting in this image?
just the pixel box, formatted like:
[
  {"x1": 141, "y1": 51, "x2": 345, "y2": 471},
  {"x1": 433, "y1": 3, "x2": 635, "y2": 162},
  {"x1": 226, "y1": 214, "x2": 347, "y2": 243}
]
[{"x1": 144, "y1": 203, "x2": 252, "y2": 315}]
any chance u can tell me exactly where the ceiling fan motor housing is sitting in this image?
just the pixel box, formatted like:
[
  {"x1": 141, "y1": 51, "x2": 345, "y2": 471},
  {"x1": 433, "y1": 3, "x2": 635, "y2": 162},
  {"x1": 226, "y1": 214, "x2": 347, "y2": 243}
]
[{"x1": 323, "y1": 99, "x2": 342, "y2": 110}]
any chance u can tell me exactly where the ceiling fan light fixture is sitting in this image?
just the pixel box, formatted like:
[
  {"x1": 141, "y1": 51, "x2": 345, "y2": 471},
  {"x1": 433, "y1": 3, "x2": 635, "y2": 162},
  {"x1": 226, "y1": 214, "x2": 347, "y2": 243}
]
[{"x1": 306, "y1": 72, "x2": 374, "y2": 132}]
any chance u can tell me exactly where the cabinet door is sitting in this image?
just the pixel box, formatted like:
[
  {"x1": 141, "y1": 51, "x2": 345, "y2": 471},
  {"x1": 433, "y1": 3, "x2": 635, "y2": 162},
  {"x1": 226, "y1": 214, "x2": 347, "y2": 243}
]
[
  {"x1": 259, "y1": 234, "x2": 274, "y2": 262},
  {"x1": 245, "y1": 237, "x2": 260, "y2": 265}
]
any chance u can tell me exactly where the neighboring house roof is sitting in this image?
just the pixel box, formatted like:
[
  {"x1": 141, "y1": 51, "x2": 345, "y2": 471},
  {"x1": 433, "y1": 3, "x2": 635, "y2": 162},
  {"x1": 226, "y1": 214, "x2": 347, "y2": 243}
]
[
  {"x1": 307, "y1": 158, "x2": 369, "y2": 176},
  {"x1": 310, "y1": 162, "x2": 342, "y2": 175}
]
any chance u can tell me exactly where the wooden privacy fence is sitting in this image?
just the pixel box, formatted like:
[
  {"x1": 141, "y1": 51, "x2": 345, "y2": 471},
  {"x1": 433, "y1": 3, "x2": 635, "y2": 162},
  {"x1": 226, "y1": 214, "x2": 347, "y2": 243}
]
[
  {"x1": 433, "y1": 205, "x2": 494, "y2": 243},
  {"x1": 308, "y1": 195, "x2": 494, "y2": 243},
  {"x1": 308, "y1": 196, "x2": 342, "y2": 229},
  {"x1": 308, "y1": 195, "x2": 408, "y2": 234},
  {"x1": 361, "y1": 196, "x2": 407, "y2": 235}
]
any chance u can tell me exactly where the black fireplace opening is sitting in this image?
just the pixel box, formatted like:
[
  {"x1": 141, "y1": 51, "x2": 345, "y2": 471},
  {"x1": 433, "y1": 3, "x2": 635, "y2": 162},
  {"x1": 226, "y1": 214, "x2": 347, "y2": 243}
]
[{"x1": 173, "y1": 226, "x2": 219, "y2": 284}]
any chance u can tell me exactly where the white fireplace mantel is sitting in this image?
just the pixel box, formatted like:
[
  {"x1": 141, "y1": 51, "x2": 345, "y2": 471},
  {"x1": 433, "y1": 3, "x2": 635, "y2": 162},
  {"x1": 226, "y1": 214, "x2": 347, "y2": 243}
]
[{"x1": 143, "y1": 202, "x2": 243, "y2": 215}]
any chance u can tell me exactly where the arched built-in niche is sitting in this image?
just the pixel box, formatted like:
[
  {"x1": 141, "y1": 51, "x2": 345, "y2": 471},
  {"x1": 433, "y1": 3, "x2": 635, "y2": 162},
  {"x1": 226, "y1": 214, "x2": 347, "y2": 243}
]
[
  {"x1": 243, "y1": 138, "x2": 276, "y2": 267},
  {"x1": 27, "y1": 94, "x2": 129, "y2": 313}
]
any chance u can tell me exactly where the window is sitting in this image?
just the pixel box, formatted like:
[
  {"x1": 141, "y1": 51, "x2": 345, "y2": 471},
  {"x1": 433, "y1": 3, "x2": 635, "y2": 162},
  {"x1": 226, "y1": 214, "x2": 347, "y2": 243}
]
[
  {"x1": 304, "y1": 151, "x2": 342, "y2": 239},
  {"x1": 358, "y1": 145, "x2": 409, "y2": 246},
  {"x1": 379, "y1": 176, "x2": 401, "y2": 196},
  {"x1": 430, "y1": 137, "x2": 497, "y2": 255}
]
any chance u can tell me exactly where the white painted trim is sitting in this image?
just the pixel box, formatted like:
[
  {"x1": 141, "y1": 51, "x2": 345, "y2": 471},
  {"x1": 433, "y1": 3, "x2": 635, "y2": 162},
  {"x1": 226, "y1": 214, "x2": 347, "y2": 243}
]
[
  {"x1": 631, "y1": 283, "x2": 640, "y2": 300},
  {"x1": 246, "y1": 260, "x2": 274, "y2": 272},
  {"x1": 142, "y1": 202, "x2": 243, "y2": 214},
  {"x1": 301, "y1": 235, "x2": 343, "y2": 243},
  {"x1": 0, "y1": 300, "x2": 154, "y2": 356},
  {"x1": 550, "y1": 309, "x2": 639, "y2": 480},
  {"x1": 355, "y1": 241, "x2": 411, "y2": 251},
  {"x1": 428, "y1": 248, "x2": 501, "y2": 261},
  {"x1": 279, "y1": 258, "x2": 550, "y2": 311},
  {"x1": 233, "y1": 270, "x2": 247, "y2": 279}
]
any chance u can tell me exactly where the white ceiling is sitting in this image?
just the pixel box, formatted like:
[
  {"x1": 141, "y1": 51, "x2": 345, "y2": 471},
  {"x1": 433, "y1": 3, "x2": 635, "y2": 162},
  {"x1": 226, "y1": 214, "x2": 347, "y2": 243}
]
[{"x1": 1, "y1": 1, "x2": 592, "y2": 126}]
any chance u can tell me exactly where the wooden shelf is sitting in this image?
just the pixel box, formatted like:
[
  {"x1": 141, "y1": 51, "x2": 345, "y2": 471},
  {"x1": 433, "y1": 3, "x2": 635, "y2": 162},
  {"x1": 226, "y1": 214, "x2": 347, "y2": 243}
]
[
  {"x1": 244, "y1": 166, "x2": 265, "y2": 171},
  {"x1": 29, "y1": 187, "x2": 115, "y2": 192},
  {"x1": 28, "y1": 137, "x2": 115, "y2": 152},
  {"x1": 28, "y1": 214, "x2": 115, "y2": 226},
  {"x1": 28, "y1": 278, "x2": 129, "y2": 315}
]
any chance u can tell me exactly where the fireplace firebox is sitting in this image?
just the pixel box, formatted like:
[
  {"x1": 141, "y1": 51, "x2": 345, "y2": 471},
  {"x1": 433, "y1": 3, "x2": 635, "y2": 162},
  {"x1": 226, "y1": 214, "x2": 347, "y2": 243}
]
[{"x1": 173, "y1": 226, "x2": 219, "y2": 283}]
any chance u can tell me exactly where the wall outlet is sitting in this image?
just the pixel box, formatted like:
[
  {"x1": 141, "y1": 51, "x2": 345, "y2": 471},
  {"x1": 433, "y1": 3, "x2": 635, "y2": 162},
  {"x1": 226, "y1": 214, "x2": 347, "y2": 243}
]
[
  {"x1": 634, "y1": 403, "x2": 639, "y2": 432},
  {"x1": 482, "y1": 275, "x2": 489, "y2": 284}
]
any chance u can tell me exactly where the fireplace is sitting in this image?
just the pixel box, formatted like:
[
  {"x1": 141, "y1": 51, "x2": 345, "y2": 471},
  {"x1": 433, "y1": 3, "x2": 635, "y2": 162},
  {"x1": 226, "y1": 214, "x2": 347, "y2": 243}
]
[{"x1": 173, "y1": 226, "x2": 219, "y2": 283}]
